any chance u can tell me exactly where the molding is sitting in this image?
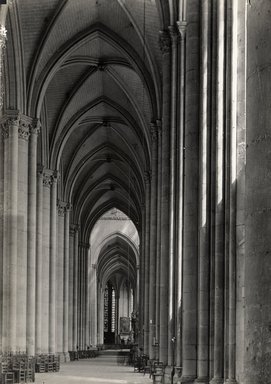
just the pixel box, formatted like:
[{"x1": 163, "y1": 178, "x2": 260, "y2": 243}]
[{"x1": 159, "y1": 30, "x2": 171, "y2": 54}]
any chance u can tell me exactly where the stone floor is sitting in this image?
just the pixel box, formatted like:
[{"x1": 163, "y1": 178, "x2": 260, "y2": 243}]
[{"x1": 34, "y1": 351, "x2": 153, "y2": 384}]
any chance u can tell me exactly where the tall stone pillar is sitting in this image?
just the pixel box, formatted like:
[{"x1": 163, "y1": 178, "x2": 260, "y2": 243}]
[
  {"x1": 138, "y1": 222, "x2": 145, "y2": 348},
  {"x1": 90, "y1": 263, "x2": 97, "y2": 345},
  {"x1": 143, "y1": 171, "x2": 151, "y2": 354},
  {"x1": 85, "y1": 244, "x2": 90, "y2": 348},
  {"x1": 73, "y1": 226, "x2": 79, "y2": 350},
  {"x1": 1, "y1": 113, "x2": 19, "y2": 352},
  {"x1": 180, "y1": 0, "x2": 200, "y2": 381},
  {"x1": 159, "y1": 30, "x2": 171, "y2": 365},
  {"x1": 35, "y1": 166, "x2": 44, "y2": 354},
  {"x1": 49, "y1": 172, "x2": 58, "y2": 353},
  {"x1": 68, "y1": 226, "x2": 75, "y2": 351},
  {"x1": 148, "y1": 124, "x2": 158, "y2": 358},
  {"x1": 210, "y1": 2, "x2": 226, "y2": 383},
  {"x1": 27, "y1": 119, "x2": 40, "y2": 356},
  {"x1": 56, "y1": 201, "x2": 65, "y2": 356},
  {"x1": 63, "y1": 205, "x2": 70, "y2": 359},
  {"x1": 168, "y1": 25, "x2": 178, "y2": 367},
  {"x1": 17, "y1": 116, "x2": 31, "y2": 352},
  {"x1": 41, "y1": 169, "x2": 52, "y2": 353},
  {"x1": 244, "y1": 1, "x2": 271, "y2": 383},
  {"x1": 196, "y1": 1, "x2": 210, "y2": 382},
  {"x1": 175, "y1": 18, "x2": 186, "y2": 369},
  {"x1": 155, "y1": 121, "x2": 162, "y2": 359},
  {"x1": 0, "y1": 115, "x2": 4, "y2": 353}
]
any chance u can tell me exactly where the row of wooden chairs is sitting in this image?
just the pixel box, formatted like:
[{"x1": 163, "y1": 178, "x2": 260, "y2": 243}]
[
  {"x1": 69, "y1": 349, "x2": 98, "y2": 361},
  {"x1": 133, "y1": 355, "x2": 165, "y2": 384},
  {"x1": 35, "y1": 354, "x2": 60, "y2": 373},
  {"x1": 0, "y1": 355, "x2": 35, "y2": 384}
]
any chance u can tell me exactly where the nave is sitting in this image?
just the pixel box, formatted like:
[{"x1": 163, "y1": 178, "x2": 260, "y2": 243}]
[
  {"x1": 1, "y1": 1, "x2": 271, "y2": 384},
  {"x1": 35, "y1": 350, "x2": 152, "y2": 384}
]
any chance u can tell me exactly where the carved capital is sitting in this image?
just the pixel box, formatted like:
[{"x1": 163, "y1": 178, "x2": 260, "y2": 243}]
[
  {"x1": 70, "y1": 223, "x2": 79, "y2": 235},
  {"x1": 144, "y1": 170, "x2": 152, "y2": 184},
  {"x1": 176, "y1": 21, "x2": 187, "y2": 40},
  {"x1": 168, "y1": 25, "x2": 179, "y2": 44},
  {"x1": 18, "y1": 124, "x2": 30, "y2": 141},
  {"x1": 30, "y1": 118, "x2": 41, "y2": 136},
  {"x1": 159, "y1": 31, "x2": 171, "y2": 54},
  {"x1": 57, "y1": 200, "x2": 67, "y2": 217},
  {"x1": 42, "y1": 168, "x2": 54, "y2": 188},
  {"x1": 1, "y1": 111, "x2": 20, "y2": 139},
  {"x1": 0, "y1": 26, "x2": 7, "y2": 50},
  {"x1": 150, "y1": 122, "x2": 158, "y2": 142}
]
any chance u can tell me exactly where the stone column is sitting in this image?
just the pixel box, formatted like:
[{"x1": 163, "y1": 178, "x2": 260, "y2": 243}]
[
  {"x1": 235, "y1": 1, "x2": 246, "y2": 382},
  {"x1": 148, "y1": 124, "x2": 158, "y2": 359},
  {"x1": 73, "y1": 226, "x2": 79, "y2": 350},
  {"x1": 159, "y1": 30, "x2": 171, "y2": 365},
  {"x1": 63, "y1": 204, "x2": 70, "y2": 359},
  {"x1": 85, "y1": 244, "x2": 90, "y2": 348},
  {"x1": 1, "y1": 113, "x2": 19, "y2": 352},
  {"x1": 27, "y1": 120, "x2": 40, "y2": 356},
  {"x1": 90, "y1": 263, "x2": 97, "y2": 345},
  {"x1": 168, "y1": 25, "x2": 178, "y2": 367},
  {"x1": 68, "y1": 226, "x2": 75, "y2": 351},
  {"x1": 196, "y1": 1, "x2": 210, "y2": 382},
  {"x1": 0, "y1": 117, "x2": 4, "y2": 353},
  {"x1": 17, "y1": 116, "x2": 31, "y2": 352},
  {"x1": 138, "y1": 222, "x2": 145, "y2": 348},
  {"x1": 155, "y1": 121, "x2": 162, "y2": 359},
  {"x1": 143, "y1": 171, "x2": 151, "y2": 354},
  {"x1": 180, "y1": 0, "x2": 200, "y2": 381},
  {"x1": 210, "y1": 2, "x2": 226, "y2": 383},
  {"x1": 49, "y1": 171, "x2": 58, "y2": 353},
  {"x1": 41, "y1": 169, "x2": 52, "y2": 353},
  {"x1": 35, "y1": 166, "x2": 44, "y2": 354},
  {"x1": 0, "y1": 13, "x2": 7, "y2": 110},
  {"x1": 175, "y1": 19, "x2": 186, "y2": 369},
  {"x1": 56, "y1": 201, "x2": 65, "y2": 356},
  {"x1": 226, "y1": 2, "x2": 238, "y2": 383},
  {"x1": 244, "y1": 1, "x2": 271, "y2": 383}
]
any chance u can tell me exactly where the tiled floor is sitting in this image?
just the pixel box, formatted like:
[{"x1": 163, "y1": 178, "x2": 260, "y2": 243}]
[{"x1": 34, "y1": 352, "x2": 152, "y2": 384}]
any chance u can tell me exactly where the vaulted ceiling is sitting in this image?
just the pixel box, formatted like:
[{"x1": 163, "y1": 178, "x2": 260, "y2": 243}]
[{"x1": 5, "y1": 0, "x2": 175, "y2": 237}]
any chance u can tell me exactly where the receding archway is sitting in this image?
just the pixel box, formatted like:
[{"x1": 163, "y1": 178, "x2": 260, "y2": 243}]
[{"x1": 89, "y1": 207, "x2": 139, "y2": 347}]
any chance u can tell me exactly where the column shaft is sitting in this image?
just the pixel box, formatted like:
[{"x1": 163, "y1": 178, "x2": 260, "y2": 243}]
[
  {"x1": 63, "y1": 206, "x2": 70, "y2": 357},
  {"x1": 181, "y1": 1, "x2": 200, "y2": 381},
  {"x1": 143, "y1": 174, "x2": 151, "y2": 354},
  {"x1": 2, "y1": 116, "x2": 19, "y2": 352},
  {"x1": 27, "y1": 122, "x2": 39, "y2": 355},
  {"x1": 56, "y1": 205, "x2": 64, "y2": 355},
  {"x1": 159, "y1": 31, "x2": 171, "y2": 365},
  {"x1": 49, "y1": 174, "x2": 57, "y2": 353},
  {"x1": 211, "y1": 1, "x2": 226, "y2": 383},
  {"x1": 168, "y1": 26, "x2": 178, "y2": 367},
  {"x1": 155, "y1": 123, "x2": 162, "y2": 359},
  {"x1": 196, "y1": 1, "x2": 210, "y2": 382},
  {"x1": 175, "y1": 20, "x2": 186, "y2": 369},
  {"x1": 244, "y1": 0, "x2": 271, "y2": 383},
  {"x1": 73, "y1": 227, "x2": 79, "y2": 349},
  {"x1": 68, "y1": 228, "x2": 75, "y2": 351},
  {"x1": 41, "y1": 170, "x2": 51, "y2": 352},
  {"x1": 148, "y1": 125, "x2": 158, "y2": 358},
  {"x1": 17, "y1": 119, "x2": 30, "y2": 352},
  {"x1": 35, "y1": 167, "x2": 43, "y2": 354}
]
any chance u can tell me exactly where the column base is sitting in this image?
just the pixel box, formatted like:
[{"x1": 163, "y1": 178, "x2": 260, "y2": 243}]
[
  {"x1": 209, "y1": 378, "x2": 224, "y2": 384},
  {"x1": 194, "y1": 377, "x2": 209, "y2": 384},
  {"x1": 64, "y1": 352, "x2": 70, "y2": 362},
  {"x1": 179, "y1": 375, "x2": 197, "y2": 384},
  {"x1": 225, "y1": 380, "x2": 237, "y2": 384}
]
